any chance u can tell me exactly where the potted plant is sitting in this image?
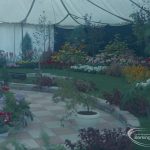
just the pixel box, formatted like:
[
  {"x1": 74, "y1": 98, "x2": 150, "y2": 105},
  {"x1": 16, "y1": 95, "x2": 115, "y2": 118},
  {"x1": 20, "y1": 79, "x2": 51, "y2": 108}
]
[{"x1": 53, "y1": 79, "x2": 100, "y2": 128}]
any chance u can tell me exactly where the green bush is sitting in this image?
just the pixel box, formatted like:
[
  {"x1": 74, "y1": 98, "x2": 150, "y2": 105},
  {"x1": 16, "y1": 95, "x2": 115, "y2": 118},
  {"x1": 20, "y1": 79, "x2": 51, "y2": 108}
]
[
  {"x1": 121, "y1": 85, "x2": 150, "y2": 117},
  {"x1": 52, "y1": 43, "x2": 87, "y2": 66},
  {"x1": 104, "y1": 35, "x2": 130, "y2": 54}
]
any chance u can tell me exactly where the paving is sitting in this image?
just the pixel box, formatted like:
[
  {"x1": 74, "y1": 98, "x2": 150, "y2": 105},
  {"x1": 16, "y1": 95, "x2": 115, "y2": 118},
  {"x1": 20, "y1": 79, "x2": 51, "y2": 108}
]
[{"x1": 0, "y1": 90, "x2": 125, "y2": 149}]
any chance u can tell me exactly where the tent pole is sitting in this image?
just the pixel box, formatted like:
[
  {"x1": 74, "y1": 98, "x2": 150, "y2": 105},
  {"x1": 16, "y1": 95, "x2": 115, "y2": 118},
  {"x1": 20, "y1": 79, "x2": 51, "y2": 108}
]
[
  {"x1": 21, "y1": 23, "x2": 24, "y2": 59},
  {"x1": 48, "y1": 24, "x2": 51, "y2": 51},
  {"x1": 13, "y1": 24, "x2": 16, "y2": 62}
]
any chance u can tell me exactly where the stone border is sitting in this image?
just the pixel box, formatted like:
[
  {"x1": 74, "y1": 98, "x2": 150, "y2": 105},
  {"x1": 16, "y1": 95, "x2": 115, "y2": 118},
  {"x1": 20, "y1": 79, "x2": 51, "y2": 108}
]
[
  {"x1": 96, "y1": 97, "x2": 140, "y2": 127},
  {"x1": 9, "y1": 83, "x2": 58, "y2": 93},
  {"x1": 10, "y1": 82, "x2": 140, "y2": 128}
]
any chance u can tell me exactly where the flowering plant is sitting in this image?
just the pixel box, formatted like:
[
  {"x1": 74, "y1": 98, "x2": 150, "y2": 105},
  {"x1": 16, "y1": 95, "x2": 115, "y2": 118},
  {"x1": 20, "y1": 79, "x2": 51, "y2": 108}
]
[
  {"x1": 0, "y1": 111, "x2": 12, "y2": 134},
  {"x1": 1, "y1": 85, "x2": 9, "y2": 92},
  {"x1": 3, "y1": 92, "x2": 33, "y2": 127},
  {"x1": 71, "y1": 65, "x2": 107, "y2": 73},
  {"x1": 87, "y1": 52, "x2": 139, "y2": 66},
  {"x1": 122, "y1": 65, "x2": 150, "y2": 83},
  {"x1": 0, "y1": 112, "x2": 12, "y2": 124},
  {"x1": 52, "y1": 43, "x2": 87, "y2": 66}
]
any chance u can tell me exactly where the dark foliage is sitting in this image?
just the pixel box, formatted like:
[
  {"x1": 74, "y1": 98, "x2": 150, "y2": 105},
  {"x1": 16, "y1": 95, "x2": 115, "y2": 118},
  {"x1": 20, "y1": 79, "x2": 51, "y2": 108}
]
[
  {"x1": 123, "y1": 95, "x2": 150, "y2": 117},
  {"x1": 131, "y1": 0, "x2": 150, "y2": 56},
  {"x1": 105, "y1": 64, "x2": 122, "y2": 77},
  {"x1": 40, "y1": 50, "x2": 53, "y2": 65},
  {"x1": 74, "y1": 80, "x2": 97, "y2": 93},
  {"x1": 22, "y1": 33, "x2": 33, "y2": 61},
  {"x1": 0, "y1": 50, "x2": 6, "y2": 68},
  {"x1": 36, "y1": 76, "x2": 57, "y2": 88},
  {"x1": 65, "y1": 128, "x2": 133, "y2": 150},
  {"x1": 102, "y1": 89, "x2": 122, "y2": 106}
]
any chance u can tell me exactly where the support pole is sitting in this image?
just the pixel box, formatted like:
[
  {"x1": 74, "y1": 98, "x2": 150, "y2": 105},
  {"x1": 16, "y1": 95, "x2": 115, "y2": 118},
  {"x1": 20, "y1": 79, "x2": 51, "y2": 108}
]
[
  {"x1": 21, "y1": 23, "x2": 24, "y2": 60},
  {"x1": 13, "y1": 24, "x2": 16, "y2": 62}
]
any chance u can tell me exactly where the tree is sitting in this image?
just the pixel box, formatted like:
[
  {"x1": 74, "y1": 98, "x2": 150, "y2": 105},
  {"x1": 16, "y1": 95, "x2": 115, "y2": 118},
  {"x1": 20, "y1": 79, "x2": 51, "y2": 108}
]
[
  {"x1": 22, "y1": 33, "x2": 33, "y2": 61},
  {"x1": 33, "y1": 11, "x2": 52, "y2": 71},
  {"x1": 67, "y1": 15, "x2": 106, "y2": 56},
  {"x1": 33, "y1": 11, "x2": 51, "y2": 53},
  {"x1": 131, "y1": 0, "x2": 150, "y2": 56}
]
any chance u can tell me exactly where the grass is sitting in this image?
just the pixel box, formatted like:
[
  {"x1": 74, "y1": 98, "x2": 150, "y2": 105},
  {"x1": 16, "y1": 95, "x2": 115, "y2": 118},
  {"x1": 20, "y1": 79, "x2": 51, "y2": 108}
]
[{"x1": 0, "y1": 68, "x2": 130, "y2": 96}]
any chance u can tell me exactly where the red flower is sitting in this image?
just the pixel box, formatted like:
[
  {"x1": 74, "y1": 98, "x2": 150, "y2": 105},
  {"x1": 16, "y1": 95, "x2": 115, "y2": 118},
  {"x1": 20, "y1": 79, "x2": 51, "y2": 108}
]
[
  {"x1": 1, "y1": 85, "x2": 9, "y2": 92},
  {"x1": 0, "y1": 112, "x2": 12, "y2": 124}
]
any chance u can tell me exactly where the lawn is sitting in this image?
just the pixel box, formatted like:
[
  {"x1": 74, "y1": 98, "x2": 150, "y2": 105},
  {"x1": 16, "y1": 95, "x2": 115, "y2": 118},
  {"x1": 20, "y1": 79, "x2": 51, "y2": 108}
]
[{"x1": 0, "y1": 68, "x2": 130, "y2": 96}]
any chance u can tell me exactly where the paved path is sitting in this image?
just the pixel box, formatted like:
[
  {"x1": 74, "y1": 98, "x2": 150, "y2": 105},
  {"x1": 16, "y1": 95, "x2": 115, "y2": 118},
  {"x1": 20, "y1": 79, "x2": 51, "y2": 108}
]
[{"x1": 0, "y1": 90, "x2": 125, "y2": 149}]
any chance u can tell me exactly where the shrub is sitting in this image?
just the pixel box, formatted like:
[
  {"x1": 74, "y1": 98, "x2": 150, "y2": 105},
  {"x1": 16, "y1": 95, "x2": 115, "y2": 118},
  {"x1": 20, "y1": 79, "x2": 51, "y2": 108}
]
[
  {"x1": 105, "y1": 63, "x2": 122, "y2": 77},
  {"x1": 122, "y1": 85, "x2": 150, "y2": 117},
  {"x1": 65, "y1": 128, "x2": 133, "y2": 150},
  {"x1": 102, "y1": 89, "x2": 122, "y2": 106},
  {"x1": 52, "y1": 43, "x2": 87, "y2": 66},
  {"x1": 36, "y1": 76, "x2": 57, "y2": 88},
  {"x1": 123, "y1": 95, "x2": 150, "y2": 117},
  {"x1": 104, "y1": 35, "x2": 130, "y2": 54},
  {"x1": 74, "y1": 79, "x2": 97, "y2": 93},
  {"x1": 122, "y1": 65, "x2": 150, "y2": 83}
]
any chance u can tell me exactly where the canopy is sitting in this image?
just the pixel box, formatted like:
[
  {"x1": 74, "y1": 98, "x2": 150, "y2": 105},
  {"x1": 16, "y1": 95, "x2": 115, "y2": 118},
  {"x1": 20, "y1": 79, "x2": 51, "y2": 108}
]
[{"x1": 0, "y1": 0, "x2": 144, "y2": 27}]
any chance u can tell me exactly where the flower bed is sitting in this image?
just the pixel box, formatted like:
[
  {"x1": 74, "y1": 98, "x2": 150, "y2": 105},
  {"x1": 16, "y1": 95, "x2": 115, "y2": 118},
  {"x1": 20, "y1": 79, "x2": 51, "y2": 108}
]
[
  {"x1": 70, "y1": 65, "x2": 107, "y2": 73},
  {"x1": 87, "y1": 52, "x2": 149, "y2": 67},
  {"x1": 16, "y1": 60, "x2": 38, "y2": 69}
]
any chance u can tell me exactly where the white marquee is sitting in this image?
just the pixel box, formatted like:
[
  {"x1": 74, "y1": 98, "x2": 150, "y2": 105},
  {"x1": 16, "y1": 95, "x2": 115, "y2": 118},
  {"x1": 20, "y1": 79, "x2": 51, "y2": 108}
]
[{"x1": 0, "y1": 0, "x2": 144, "y2": 55}]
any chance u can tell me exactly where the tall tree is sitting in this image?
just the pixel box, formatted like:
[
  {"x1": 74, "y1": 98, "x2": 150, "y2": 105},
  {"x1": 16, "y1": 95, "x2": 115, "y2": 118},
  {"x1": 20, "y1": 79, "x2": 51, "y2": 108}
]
[
  {"x1": 22, "y1": 33, "x2": 33, "y2": 61},
  {"x1": 131, "y1": 0, "x2": 150, "y2": 56}
]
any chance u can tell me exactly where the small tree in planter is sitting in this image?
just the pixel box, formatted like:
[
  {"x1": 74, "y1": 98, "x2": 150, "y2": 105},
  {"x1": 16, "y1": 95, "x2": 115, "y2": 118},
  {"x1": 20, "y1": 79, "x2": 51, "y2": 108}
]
[{"x1": 53, "y1": 79, "x2": 99, "y2": 127}]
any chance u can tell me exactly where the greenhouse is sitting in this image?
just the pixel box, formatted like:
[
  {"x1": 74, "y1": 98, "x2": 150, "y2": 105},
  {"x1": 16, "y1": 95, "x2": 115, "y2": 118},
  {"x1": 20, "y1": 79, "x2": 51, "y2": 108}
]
[{"x1": 0, "y1": 0, "x2": 150, "y2": 149}]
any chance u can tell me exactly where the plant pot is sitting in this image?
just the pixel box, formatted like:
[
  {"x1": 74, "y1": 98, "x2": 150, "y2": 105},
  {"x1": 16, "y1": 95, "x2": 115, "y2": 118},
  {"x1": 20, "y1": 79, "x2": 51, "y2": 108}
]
[{"x1": 75, "y1": 110, "x2": 100, "y2": 128}]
